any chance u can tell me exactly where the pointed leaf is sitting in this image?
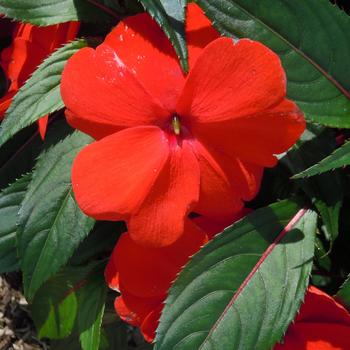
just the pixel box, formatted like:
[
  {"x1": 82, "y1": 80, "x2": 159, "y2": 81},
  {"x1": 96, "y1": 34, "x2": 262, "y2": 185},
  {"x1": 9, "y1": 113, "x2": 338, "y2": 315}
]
[
  {"x1": 283, "y1": 127, "x2": 343, "y2": 242},
  {"x1": 78, "y1": 265, "x2": 107, "y2": 350},
  {"x1": 335, "y1": 275, "x2": 350, "y2": 310},
  {"x1": 196, "y1": 0, "x2": 350, "y2": 127},
  {"x1": 0, "y1": 0, "x2": 112, "y2": 25},
  {"x1": 0, "y1": 40, "x2": 90, "y2": 148},
  {"x1": 293, "y1": 141, "x2": 350, "y2": 178},
  {"x1": 155, "y1": 200, "x2": 316, "y2": 350},
  {"x1": 31, "y1": 263, "x2": 100, "y2": 339},
  {"x1": 17, "y1": 131, "x2": 94, "y2": 300},
  {"x1": 0, "y1": 173, "x2": 31, "y2": 273},
  {"x1": 139, "y1": 0, "x2": 188, "y2": 72}
]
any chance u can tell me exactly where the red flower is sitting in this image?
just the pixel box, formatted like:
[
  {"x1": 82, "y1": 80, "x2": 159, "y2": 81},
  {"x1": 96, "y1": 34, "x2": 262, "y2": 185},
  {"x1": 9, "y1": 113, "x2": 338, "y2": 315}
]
[
  {"x1": 61, "y1": 4, "x2": 305, "y2": 247},
  {"x1": 275, "y1": 286, "x2": 350, "y2": 349},
  {"x1": 0, "y1": 20, "x2": 80, "y2": 138},
  {"x1": 105, "y1": 214, "x2": 239, "y2": 342}
]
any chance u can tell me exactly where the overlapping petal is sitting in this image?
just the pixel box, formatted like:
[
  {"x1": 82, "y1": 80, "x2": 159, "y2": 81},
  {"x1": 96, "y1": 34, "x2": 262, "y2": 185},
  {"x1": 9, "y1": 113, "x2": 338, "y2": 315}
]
[
  {"x1": 128, "y1": 140, "x2": 200, "y2": 247},
  {"x1": 71, "y1": 126, "x2": 169, "y2": 221},
  {"x1": 113, "y1": 220, "x2": 207, "y2": 298},
  {"x1": 61, "y1": 45, "x2": 168, "y2": 140},
  {"x1": 103, "y1": 3, "x2": 218, "y2": 112},
  {"x1": 177, "y1": 38, "x2": 287, "y2": 123},
  {"x1": 275, "y1": 286, "x2": 350, "y2": 350}
]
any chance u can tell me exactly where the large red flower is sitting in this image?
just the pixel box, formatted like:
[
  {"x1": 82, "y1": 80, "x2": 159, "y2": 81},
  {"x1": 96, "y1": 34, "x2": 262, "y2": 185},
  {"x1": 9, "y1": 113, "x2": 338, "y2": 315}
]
[
  {"x1": 0, "y1": 20, "x2": 80, "y2": 138},
  {"x1": 275, "y1": 286, "x2": 350, "y2": 349},
  {"x1": 61, "y1": 4, "x2": 305, "y2": 247}
]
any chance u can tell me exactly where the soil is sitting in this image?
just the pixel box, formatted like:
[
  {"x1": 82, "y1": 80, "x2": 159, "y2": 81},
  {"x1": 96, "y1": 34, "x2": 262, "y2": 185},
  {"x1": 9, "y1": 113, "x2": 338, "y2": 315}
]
[{"x1": 0, "y1": 276, "x2": 46, "y2": 350}]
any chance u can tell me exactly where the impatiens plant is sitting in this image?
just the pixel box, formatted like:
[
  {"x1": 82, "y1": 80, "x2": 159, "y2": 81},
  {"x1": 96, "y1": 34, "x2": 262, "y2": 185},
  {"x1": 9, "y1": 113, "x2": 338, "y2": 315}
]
[{"x1": 0, "y1": 1, "x2": 349, "y2": 350}]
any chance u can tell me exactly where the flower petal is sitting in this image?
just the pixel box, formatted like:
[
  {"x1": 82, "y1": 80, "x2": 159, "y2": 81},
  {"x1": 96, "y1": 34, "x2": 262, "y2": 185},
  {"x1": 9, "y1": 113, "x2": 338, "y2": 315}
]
[
  {"x1": 186, "y1": 4, "x2": 220, "y2": 69},
  {"x1": 38, "y1": 115, "x2": 48, "y2": 140},
  {"x1": 128, "y1": 140, "x2": 200, "y2": 247},
  {"x1": 61, "y1": 45, "x2": 168, "y2": 139},
  {"x1": 274, "y1": 323, "x2": 350, "y2": 350},
  {"x1": 72, "y1": 126, "x2": 169, "y2": 221},
  {"x1": 177, "y1": 38, "x2": 287, "y2": 123},
  {"x1": 114, "y1": 293, "x2": 162, "y2": 328},
  {"x1": 103, "y1": 4, "x2": 218, "y2": 112},
  {"x1": 193, "y1": 140, "x2": 244, "y2": 220},
  {"x1": 114, "y1": 221, "x2": 208, "y2": 298},
  {"x1": 194, "y1": 99, "x2": 305, "y2": 167},
  {"x1": 140, "y1": 305, "x2": 163, "y2": 343}
]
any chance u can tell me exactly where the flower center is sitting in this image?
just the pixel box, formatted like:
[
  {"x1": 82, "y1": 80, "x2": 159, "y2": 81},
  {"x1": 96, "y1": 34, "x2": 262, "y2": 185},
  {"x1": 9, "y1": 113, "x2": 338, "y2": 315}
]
[{"x1": 171, "y1": 115, "x2": 181, "y2": 135}]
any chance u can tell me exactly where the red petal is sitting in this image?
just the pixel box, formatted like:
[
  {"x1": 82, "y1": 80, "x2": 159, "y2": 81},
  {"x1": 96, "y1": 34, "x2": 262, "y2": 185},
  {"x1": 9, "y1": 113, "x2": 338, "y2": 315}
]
[
  {"x1": 274, "y1": 323, "x2": 350, "y2": 350},
  {"x1": 186, "y1": 4, "x2": 220, "y2": 69},
  {"x1": 103, "y1": 4, "x2": 217, "y2": 113},
  {"x1": 0, "y1": 92, "x2": 15, "y2": 119},
  {"x1": 140, "y1": 305, "x2": 163, "y2": 343},
  {"x1": 296, "y1": 286, "x2": 350, "y2": 325},
  {"x1": 61, "y1": 45, "x2": 168, "y2": 140},
  {"x1": 177, "y1": 38, "x2": 287, "y2": 123},
  {"x1": 193, "y1": 140, "x2": 244, "y2": 220},
  {"x1": 72, "y1": 126, "x2": 169, "y2": 221},
  {"x1": 114, "y1": 293, "x2": 162, "y2": 328},
  {"x1": 38, "y1": 115, "x2": 48, "y2": 140},
  {"x1": 194, "y1": 99, "x2": 305, "y2": 167},
  {"x1": 128, "y1": 140, "x2": 200, "y2": 247},
  {"x1": 113, "y1": 221, "x2": 208, "y2": 298}
]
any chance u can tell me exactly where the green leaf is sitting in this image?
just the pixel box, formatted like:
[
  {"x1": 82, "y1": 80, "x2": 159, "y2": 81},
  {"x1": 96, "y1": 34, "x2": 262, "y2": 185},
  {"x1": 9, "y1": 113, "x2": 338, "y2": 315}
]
[
  {"x1": 31, "y1": 263, "x2": 99, "y2": 340},
  {"x1": 335, "y1": 275, "x2": 350, "y2": 310},
  {"x1": 155, "y1": 200, "x2": 316, "y2": 350},
  {"x1": 139, "y1": 0, "x2": 188, "y2": 72},
  {"x1": 0, "y1": 40, "x2": 89, "y2": 148},
  {"x1": 17, "y1": 131, "x2": 94, "y2": 301},
  {"x1": 0, "y1": 0, "x2": 113, "y2": 25},
  {"x1": 196, "y1": 0, "x2": 350, "y2": 128},
  {"x1": 283, "y1": 126, "x2": 343, "y2": 242},
  {"x1": 293, "y1": 141, "x2": 350, "y2": 178},
  {"x1": 0, "y1": 173, "x2": 31, "y2": 273},
  {"x1": 78, "y1": 266, "x2": 107, "y2": 350}
]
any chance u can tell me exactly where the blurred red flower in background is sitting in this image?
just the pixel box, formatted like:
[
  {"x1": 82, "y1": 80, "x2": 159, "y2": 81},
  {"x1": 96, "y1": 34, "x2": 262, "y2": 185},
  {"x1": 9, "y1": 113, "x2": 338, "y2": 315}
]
[
  {"x1": 61, "y1": 4, "x2": 305, "y2": 248},
  {"x1": 275, "y1": 286, "x2": 350, "y2": 350},
  {"x1": 0, "y1": 19, "x2": 79, "y2": 138}
]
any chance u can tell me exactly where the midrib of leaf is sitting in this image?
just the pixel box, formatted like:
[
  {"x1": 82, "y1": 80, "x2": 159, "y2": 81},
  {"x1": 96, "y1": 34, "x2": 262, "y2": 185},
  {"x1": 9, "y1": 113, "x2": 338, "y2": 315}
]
[
  {"x1": 197, "y1": 208, "x2": 308, "y2": 349},
  {"x1": 204, "y1": 0, "x2": 350, "y2": 99},
  {"x1": 26, "y1": 188, "x2": 72, "y2": 297}
]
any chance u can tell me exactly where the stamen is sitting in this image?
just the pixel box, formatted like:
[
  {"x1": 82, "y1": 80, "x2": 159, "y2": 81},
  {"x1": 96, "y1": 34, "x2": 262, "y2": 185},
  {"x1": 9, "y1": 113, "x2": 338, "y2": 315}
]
[{"x1": 172, "y1": 115, "x2": 181, "y2": 135}]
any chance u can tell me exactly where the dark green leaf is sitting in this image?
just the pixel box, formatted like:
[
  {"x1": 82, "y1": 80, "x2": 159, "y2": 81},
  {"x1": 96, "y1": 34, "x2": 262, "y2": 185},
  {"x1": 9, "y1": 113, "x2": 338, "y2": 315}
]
[
  {"x1": 335, "y1": 275, "x2": 350, "y2": 310},
  {"x1": 0, "y1": 0, "x2": 112, "y2": 25},
  {"x1": 0, "y1": 174, "x2": 31, "y2": 273},
  {"x1": 196, "y1": 0, "x2": 350, "y2": 127},
  {"x1": 155, "y1": 200, "x2": 316, "y2": 350},
  {"x1": 139, "y1": 0, "x2": 188, "y2": 72},
  {"x1": 283, "y1": 126, "x2": 343, "y2": 242},
  {"x1": 293, "y1": 141, "x2": 350, "y2": 178},
  {"x1": 0, "y1": 40, "x2": 89, "y2": 148},
  {"x1": 17, "y1": 131, "x2": 94, "y2": 300},
  {"x1": 78, "y1": 266, "x2": 107, "y2": 350},
  {"x1": 31, "y1": 263, "x2": 99, "y2": 339}
]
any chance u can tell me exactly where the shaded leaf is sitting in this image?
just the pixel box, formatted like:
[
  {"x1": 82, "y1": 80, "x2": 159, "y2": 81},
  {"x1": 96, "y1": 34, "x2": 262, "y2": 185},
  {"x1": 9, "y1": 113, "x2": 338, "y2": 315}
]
[
  {"x1": 335, "y1": 275, "x2": 350, "y2": 310},
  {"x1": 139, "y1": 0, "x2": 188, "y2": 72},
  {"x1": 17, "y1": 131, "x2": 94, "y2": 300},
  {"x1": 31, "y1": 263, "x2": 99, "y2": 339},
  {"x1": 0, "y1": 40, "x2": 89, "y2": 148},
  {"x1": 293, "y1": 141, "x2": 350, "y2": 178},
  {"x1": 196, "y1": 0, "x2": 350, "y2": 127},
  {"x1": 78, "y1": 265, "x2": 107, "y2": 350},
  {"x1": 283, "y1": 126, "x2": 343, "y2": 242},
  {"x1": 155, "y1": 200, "x2": 316, "y2": 350},
  {"x1": 0, "y1": 173, "x2": 30, "y2": 273}
]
